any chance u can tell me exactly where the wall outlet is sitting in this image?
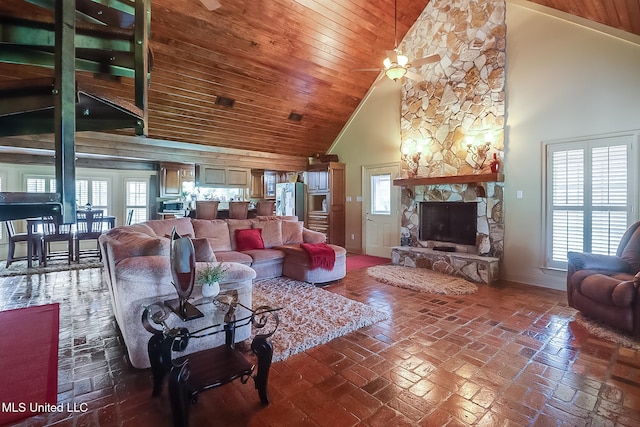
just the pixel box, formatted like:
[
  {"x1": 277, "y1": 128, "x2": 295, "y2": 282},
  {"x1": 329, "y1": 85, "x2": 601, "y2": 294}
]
[{"x1": 351, "y1": 233, "x2": 355, "y2": 240}]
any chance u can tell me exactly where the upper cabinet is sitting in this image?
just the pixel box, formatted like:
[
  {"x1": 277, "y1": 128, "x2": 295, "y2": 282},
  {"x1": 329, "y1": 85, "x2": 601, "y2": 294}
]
[
  {"x1": 160, "y1": 162, "x2": 194, "y2": 198},
  {"x1": 306, "y1": 169, "x2": 329, "y2": 193},
  {"x1": 250, "y1": 170, "x2": 264, "y2": 198},
  {"x1": 264, "y1": 171, "x2": 277, "y2": 199},
  {"x1": 196, "y1": 165, "x2": 250, "y2": 187}
]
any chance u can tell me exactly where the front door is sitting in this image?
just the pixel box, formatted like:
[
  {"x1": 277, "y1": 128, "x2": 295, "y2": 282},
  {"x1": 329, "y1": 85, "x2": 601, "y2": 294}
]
[{"x1": 363, "y1": 163, "x2": 400, "y2": 258}]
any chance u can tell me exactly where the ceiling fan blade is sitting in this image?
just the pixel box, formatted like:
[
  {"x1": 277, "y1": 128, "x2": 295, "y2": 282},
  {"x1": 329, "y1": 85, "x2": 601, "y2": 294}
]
[
  {"x1": 405, "y1": 70, "x2": 425, "y2": 82},
  {"x1": 385, "y1": 50, "x2": 398, "y2": 64},
  {"x1": 200, "y1": 0, "x2": 222, "y2": 11},
  {"x1": 410, "y1": 54, "x2": 441, "y2": 67}
]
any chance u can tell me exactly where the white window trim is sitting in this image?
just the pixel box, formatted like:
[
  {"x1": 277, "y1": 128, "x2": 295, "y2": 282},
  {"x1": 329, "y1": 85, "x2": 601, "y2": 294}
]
[
  {"x1": 124, "y1": 178, "x2": 149, "y2": 224},
  {"x1": 542, "y1": 130, "x2": 639, "y2": 270},
  {"x1": 76, "y1": 176, "x2": 112, "y2": 213}
]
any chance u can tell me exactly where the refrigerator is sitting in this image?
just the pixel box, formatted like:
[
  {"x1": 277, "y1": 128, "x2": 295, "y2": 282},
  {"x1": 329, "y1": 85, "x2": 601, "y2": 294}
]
[{"x1": 275, "y1": 182, "x2": 306, "y2": 221}]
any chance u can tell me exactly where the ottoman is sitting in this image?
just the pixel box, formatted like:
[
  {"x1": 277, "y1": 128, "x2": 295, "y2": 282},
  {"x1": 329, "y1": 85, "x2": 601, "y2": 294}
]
[{"x1": 279, "y1": 244, "x2": 347, "y2": 284}]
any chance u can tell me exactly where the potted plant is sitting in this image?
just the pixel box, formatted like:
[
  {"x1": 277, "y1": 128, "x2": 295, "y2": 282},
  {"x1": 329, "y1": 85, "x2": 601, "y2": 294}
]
[{"x1": 196, "y1": 262, "x2": 228, "y2": 298}]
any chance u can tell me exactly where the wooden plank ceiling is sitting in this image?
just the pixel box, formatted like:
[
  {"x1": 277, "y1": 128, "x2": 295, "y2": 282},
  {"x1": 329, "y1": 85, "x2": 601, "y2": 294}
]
[{"x1": 0, "y1": 0, "x2": 638, "y2": 160}]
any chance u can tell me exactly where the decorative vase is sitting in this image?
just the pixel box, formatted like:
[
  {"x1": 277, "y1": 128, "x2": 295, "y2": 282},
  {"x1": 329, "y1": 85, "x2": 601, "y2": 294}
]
[
  {"x1": 490, "y1": 153, "x2": 501, "y2": 173},
  {"x1": 201, "y1": 281, "x2": 220, "y2": 298}
]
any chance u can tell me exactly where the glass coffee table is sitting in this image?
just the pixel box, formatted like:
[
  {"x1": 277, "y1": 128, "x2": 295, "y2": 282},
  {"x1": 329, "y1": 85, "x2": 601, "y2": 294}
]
[{"x1": 142, "y1": 288, "x2": 280, "y2": 427}]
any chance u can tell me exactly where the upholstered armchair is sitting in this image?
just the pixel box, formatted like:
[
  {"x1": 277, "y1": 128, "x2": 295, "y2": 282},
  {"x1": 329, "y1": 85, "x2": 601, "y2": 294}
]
[{"x1": 567, "y1": 221, "x2": 640, "y2": 337}]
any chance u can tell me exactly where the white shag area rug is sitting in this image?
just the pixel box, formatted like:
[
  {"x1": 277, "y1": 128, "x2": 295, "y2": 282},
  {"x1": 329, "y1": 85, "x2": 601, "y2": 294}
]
[
  {"x1": 367, "y1": 265, "x2": 478, "y2": 295},
  {"x1": 251, "y1": 277, "x2": 389, "y2": 362},
  {"x1": 0, "y1": 258, "x2": 103, "y2": 277},
  {"x1": 573, "y1": 312, "x2": 640, "y2": 351}
]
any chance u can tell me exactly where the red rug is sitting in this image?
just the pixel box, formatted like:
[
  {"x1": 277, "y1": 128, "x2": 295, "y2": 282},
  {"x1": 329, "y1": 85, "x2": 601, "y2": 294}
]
[
  {"x1": 346, "y1": 254, "x2": 390, "y2": 271},
  {"x1": 0, "y1": 304, "x2": 59, "y2": 426}
]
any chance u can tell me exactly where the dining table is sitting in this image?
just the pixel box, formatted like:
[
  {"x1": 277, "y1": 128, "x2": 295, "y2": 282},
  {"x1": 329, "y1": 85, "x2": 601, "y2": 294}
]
[{"x1": 25, "y1": 211, "x2": 116, "y2": 268}]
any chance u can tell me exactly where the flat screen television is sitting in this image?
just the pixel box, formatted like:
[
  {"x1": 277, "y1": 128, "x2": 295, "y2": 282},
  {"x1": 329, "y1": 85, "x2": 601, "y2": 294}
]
[{"x1": 419, "y1": 202, "x2": 477, "y2": 246}]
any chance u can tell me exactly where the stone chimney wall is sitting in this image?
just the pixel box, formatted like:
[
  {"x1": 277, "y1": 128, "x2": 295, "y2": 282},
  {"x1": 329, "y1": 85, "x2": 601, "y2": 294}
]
[{"x1": 397, "y1": 0, "x2": 506, "y2": 258}]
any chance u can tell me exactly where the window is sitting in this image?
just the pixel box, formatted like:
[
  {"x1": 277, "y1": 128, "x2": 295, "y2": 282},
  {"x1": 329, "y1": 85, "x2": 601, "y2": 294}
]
[
  {"x1": 545, "y1": 133, "x2": 636, "y2": 269},
  {"x1": 76, "y1": 178, "x2": 109, "y2": 214},
  {"x1": 371, "y1": 174, "x2": 391, "y2": 215},
  {"x1": 125, "y1": 180, "x2": 148, "y2": 224},
  {"x1": 26, "y1": 176, "x2": 56, "y2": 193}
]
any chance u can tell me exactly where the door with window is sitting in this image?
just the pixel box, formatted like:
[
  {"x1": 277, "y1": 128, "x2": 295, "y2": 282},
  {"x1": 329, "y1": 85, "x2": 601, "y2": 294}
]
[
  {"x1": 545, "y1": 133, "x2": 637, "y2": 269},
  {"x1": 363, "y1": 163, "x2": 400, "y2": 258}
]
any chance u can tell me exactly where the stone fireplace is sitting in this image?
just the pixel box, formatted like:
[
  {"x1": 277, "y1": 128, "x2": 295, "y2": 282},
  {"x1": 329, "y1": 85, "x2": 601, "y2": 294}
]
[{"x1": 390, "y1": 0, "x2": 506, "y2": 284}]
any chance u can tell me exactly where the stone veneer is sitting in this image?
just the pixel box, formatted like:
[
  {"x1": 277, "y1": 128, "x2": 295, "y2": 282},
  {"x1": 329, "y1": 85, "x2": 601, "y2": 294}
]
[
  {"x1": 395, "y1": 0, "x2": 506, "y2": 275},
  {"x1": 392, "y1": 246, "x2": 500, "y2": 284}
]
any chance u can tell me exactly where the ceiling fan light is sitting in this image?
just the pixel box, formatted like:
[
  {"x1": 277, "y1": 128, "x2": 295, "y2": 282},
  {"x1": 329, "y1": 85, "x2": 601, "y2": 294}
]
[
  {"x1": 397, "y1": 54, "x2": 409, "y2": 67},
  {"x1": 385, "y1": 66, "x2": 407, "y2": 81},
  {"x1": 383, "y1": 57, "x2": 392, "y2": 69}
]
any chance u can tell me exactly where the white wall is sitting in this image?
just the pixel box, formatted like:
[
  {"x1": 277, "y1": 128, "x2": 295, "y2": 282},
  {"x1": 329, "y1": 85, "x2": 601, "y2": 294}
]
[
  {"x1": 328, "y1": 77, "x2": 402, "y2": 253},
  {"x1": 503, "y1": 1, "x2": 640, "y2": 289}
]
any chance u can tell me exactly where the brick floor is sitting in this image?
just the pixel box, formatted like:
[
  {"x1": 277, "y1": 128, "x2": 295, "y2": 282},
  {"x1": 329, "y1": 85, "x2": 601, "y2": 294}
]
[{"x1": 1, "y1": 265, "x2": 639, "y2": 426}]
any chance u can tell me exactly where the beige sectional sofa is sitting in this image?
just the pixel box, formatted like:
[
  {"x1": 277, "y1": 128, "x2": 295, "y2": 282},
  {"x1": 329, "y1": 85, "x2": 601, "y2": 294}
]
[{"x1": 98, "y1": 215, "x2": 346, "y2": 368}]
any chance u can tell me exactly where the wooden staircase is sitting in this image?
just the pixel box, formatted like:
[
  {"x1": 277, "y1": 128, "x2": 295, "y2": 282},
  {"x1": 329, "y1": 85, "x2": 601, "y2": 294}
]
[{"x1": 0, "y1": 0, "x2": 150, "y2": 221}]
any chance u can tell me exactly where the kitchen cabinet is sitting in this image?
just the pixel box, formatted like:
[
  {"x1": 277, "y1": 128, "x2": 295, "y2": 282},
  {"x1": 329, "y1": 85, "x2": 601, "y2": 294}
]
[
  {"x1": 160, "y1": 162, "x2": 194, "y2": 198},
  {"x1": 305, "y1": 162, "x2": 345, "y2": 246},
  {"x1": 250, "y1": 170, "x2": 264, "y2": 198},
  {"x1": 264, "y1": 171, "x2": 276, "y2": 199},
  {"x1": 196, "y1": 165, "x2": 250, "y2": 187},
  {"x1": 306, "y1": 169, "x2": 329, "y2": 193}
]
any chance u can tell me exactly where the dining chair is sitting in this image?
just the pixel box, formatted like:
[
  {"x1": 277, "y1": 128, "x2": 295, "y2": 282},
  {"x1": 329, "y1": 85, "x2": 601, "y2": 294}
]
[
  {"x1": 4, "y1": 221, "x2": 42, "y2": 267},
  {"x1": 41, "y1": 215, "x2": 74, "y2": 266},
  {"x1": 228, "y1": 201, "x2": 249, "y2": 220},
  {"x1": 75, "y1": 210, "x2": 105, "y2": 262},
  {"x1": 256, "y1": 200, "x2": 275, "y2": 216}
]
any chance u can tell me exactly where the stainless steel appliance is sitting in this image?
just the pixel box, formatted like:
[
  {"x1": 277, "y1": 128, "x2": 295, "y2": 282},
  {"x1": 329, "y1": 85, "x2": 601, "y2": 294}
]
[{"x1": 275, "y1": 182, "x2": 306, "y2": 221}]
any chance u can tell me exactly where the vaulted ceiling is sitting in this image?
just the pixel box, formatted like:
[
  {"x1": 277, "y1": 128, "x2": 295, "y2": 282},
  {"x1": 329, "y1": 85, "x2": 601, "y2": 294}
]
[{"x1": 0, "y1": 0, "x2": 638, "y2": 161}]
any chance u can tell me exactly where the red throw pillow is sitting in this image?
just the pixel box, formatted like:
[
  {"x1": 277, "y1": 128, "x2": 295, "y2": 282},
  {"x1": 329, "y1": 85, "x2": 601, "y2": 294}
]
[{"x1": 235, "y1": 228, "x2": 265, "y2": 251}]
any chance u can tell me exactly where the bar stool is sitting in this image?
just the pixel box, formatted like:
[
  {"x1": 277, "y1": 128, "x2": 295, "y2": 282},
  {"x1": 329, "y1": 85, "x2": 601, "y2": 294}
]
[
  {"x1": 196, "y1": 201, "x2": 220, "y2": 219},
  {"x1": 228, "y1": 201, "x2": 249, "y2": 220},
  {"x1": 4, "y1": 221, "x2": 42, "y2": 267},
  {"x1": 256, "y1": 200, "x2": 275, "y2": 216}
]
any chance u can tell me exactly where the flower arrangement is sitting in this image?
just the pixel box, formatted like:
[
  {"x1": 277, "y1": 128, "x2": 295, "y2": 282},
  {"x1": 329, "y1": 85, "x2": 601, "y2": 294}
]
[
  {"x1": 197, "y1": 262, "x2": 228, "y2": 298},
  {"x1": 197, "y1": 262, "x2": 228, "y2": 284}
]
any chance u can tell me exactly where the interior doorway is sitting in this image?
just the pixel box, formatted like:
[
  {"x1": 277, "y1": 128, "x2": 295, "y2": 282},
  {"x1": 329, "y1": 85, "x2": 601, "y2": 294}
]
[{"x1": 362, "y1": 163, "x2": 401, "y2": 258}]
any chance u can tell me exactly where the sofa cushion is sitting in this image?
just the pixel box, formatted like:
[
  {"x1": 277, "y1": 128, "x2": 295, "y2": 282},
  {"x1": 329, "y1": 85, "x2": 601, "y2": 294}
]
[
  {"x1": 227, "y1": 219, "x2": 253, "y2": 250},
  {"x1": 108, "y1": 231, "x2": 169, "y2": 263},
  {"x1": 191, "y1": 219, "x2": 232, "y2": 251},
  {"x1": 214, "y1": 251, "x2": 253, "y2": 265},
  {"x1": 191, "y1": 238, "x2": 216, "y2": 262},
  {"x1": 241, "y1": 248, "x2": 285, "y2": 265},
  {"x1": 143, "y1": 217, "x2": 195, "y2": 240},
  {"x1": 113, "y1": 223, "x2": 156, "y2": 237},
  {"x1": 251, "y1": 220, "x2": 283, "y2": 248},
  {"x1": 282, "y1": 220, "x2": 304, "y2": 244},
  {"x1": 255, "y1": 215, "x2": 298, "y2": 222},
  {"x1": 235, "y1": 228, "x2": 264, "y2": 251}
]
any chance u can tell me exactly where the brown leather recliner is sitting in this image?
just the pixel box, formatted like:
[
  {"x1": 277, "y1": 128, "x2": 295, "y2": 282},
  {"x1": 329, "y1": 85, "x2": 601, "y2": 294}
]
[{"x1": 567, "y1": 221, "x2": 640, "y2": 337}]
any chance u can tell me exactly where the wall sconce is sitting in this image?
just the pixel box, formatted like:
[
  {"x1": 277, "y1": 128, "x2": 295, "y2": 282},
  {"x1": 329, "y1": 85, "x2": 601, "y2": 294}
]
[
  {"x1": 466, "y1": 132, "x2": 493, "y2": 170},
  {"x1": 402, "y1": 140, "x2": 423, "y2": 177}
]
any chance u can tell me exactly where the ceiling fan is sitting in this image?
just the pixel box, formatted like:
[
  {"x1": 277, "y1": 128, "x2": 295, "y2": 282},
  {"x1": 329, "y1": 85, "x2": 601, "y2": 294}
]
[{"x1": 357, "y1": 0, "x2": 440, "y2": 82}]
